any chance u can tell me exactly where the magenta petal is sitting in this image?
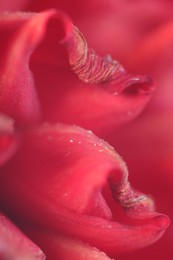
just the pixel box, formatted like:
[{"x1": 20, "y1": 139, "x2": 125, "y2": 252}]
[
  {"x1": 0, "y1": 124, "x2": 169, "y2": 256},
  {"x1": 0, "y1": 213, "x2": 45, "y2": 259}
]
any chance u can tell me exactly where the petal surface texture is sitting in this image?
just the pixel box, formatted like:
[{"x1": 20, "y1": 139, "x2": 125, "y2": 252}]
[
  {"x1": 0, "y1": 9, "x2": 155, "y2": 136},
  {"x1": 0, "y1": 123, "x2": 169, "y2": 258}
]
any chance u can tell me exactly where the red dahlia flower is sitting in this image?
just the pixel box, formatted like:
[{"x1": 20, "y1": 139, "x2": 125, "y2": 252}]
[{"x1": 0, "y1": 1, "x2": 172, "y2": 259}]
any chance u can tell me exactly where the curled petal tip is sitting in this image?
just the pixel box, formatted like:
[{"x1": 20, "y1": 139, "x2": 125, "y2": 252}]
[
  {"x1": 116, "y1": 75, "x2": 156, "y2": 96},
  {"x1": 152, "y1": 214, "x2": 170, "y2": 230},
  {"x1": 64, "y1": 25, "x2": 156, "y2": 97}
]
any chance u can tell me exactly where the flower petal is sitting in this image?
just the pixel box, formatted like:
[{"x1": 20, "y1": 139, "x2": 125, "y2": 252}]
[
  {"x1": 0, "y1": 123, "x2": 169, "y2": 256},
  {"x1": 26, "y1": 0, "x2": 173, "y2": 59},
  {"x1": 0, "y1": 11, "x2": 44, "y2": 124},
  {"x1": 111, "y1": 112, "x2": 173, "y2": 259},
  {"x1": 25, "y1": 228, "x2": 113, "y2": 260},
  {"x1": 0, "y1": 213, "x2": 45, "y2": 259},
  {"x1": 127, "y1": 21, "x2": 173, "y2": 114},
  {"x1": 22, "y1": 9, "x2": 156, "y2": 136}
]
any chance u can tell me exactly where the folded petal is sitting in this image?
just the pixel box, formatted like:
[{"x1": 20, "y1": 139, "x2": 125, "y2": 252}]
[
  {"x1": 0, "y1": 9, "x2": 155, "y2": 135},
  {"x1": 26, "y1": 0, "x2": 173, "y2": 59},
  {"x1": 0, "y1": 123, "x2": 169, "y2": 257},
  {"x1": 16, "y1": 9, "x2": 156, "y2": 137},
  {"x1": 0, "y1": 212, "x2": 45, "y2": 259}
]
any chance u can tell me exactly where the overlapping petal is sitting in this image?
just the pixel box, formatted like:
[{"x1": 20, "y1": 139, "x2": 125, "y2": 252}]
[
  {"x1": 0, "y1": 12, "x2": 41, "y2": 125},
  {"x1": 0, "y1": 123, "x2": 169, "y2": 258},
  {"x1": 0, "y1": 9, "x2": 155, "y2": 136},
  {"x1": 0, "y1": 1, "x2": 172, "y2": 259},
  {"x1": 25, "y1": 229, "x2": 113, "y2": 260},
  {"x1": 0, "y1": 212, "x2": 45, "y2": 259},
  {"x1": 25, "y1": 0, "x2": 173, "y2": 60},
  {"x1": 112, "y1": 113, "x2": 173, "y2": 259},
  {"x1": 126, "y1": 21, "x2": 173, "y2": 114},
  {"x1": 15, "y1": 9, "x2": 154, "y2": 137}
]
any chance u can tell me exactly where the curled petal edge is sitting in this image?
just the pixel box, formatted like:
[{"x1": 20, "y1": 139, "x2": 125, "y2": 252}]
[{"x1": 0, "y1": 124, "x2": 169, "y2": 255}]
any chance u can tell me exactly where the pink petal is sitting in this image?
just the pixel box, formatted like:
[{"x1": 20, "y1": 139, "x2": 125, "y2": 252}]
[
  {"x1": 0, "y1": 11, "x2": 45, "y2": 125},
  {"x1": 25, "y1": 228, "x2": 112, "y2": 260},
  {"x1": 127, "y1": 21, "x2": 173, "y2": 114},
  {"x1": 26, "y1": 0, "x2": 173, "y2": 58},
  {"x1": 17, "y1": 9, "x2": 156, "y2": 137},
  {"x1": 0, "y1": 9, "x2": 156, "y2": 135},
  {"x1": 0, "y1": 213, "x2": 45, "y2": 259},
  {"x1": 111, "y1": 113, "x2": 173, "y2": 259},
  {"x1": 0, "y1": 124, "x2": 169, "y2": 257}
]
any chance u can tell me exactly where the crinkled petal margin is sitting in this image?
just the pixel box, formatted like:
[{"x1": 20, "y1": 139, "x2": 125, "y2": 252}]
[
  {"x1": 0, "y1": 9, "x2": 156, "y2": 136},
  {"x1": 0, "y1": 123, "x2": 169, "y2": 257}
]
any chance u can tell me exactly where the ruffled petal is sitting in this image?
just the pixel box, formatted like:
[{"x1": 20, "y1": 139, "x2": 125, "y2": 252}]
[
  {"x1": 0, "y1": 123, "x2": 169, "y2": 257},
  {"x1": 17, "y1": 9, "x2": 156, "y2": 137},
  {"x1": 26, "y1": 0, "x2": 173, "y2": 59},
  {"x1": 0, "y1": 213, "x2": 45, "y2": 259}
]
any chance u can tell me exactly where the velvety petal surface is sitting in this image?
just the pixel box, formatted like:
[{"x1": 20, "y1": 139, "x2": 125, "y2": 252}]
[
  {"x1": 0, "y1": 123, "x2": 169, "y2": 258},
  {"x1": 16, "y1": 9, "x2": 155, "y2": 137},
  {"x1": 0, "y1": 1, "x2": 172, "y2": 259},
  {"x1": 0, "y1": 12, "x2": 41, "y2": 125},
  {"x1": 0, "y1": 9, "x2": 155, "y2": 136}
]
